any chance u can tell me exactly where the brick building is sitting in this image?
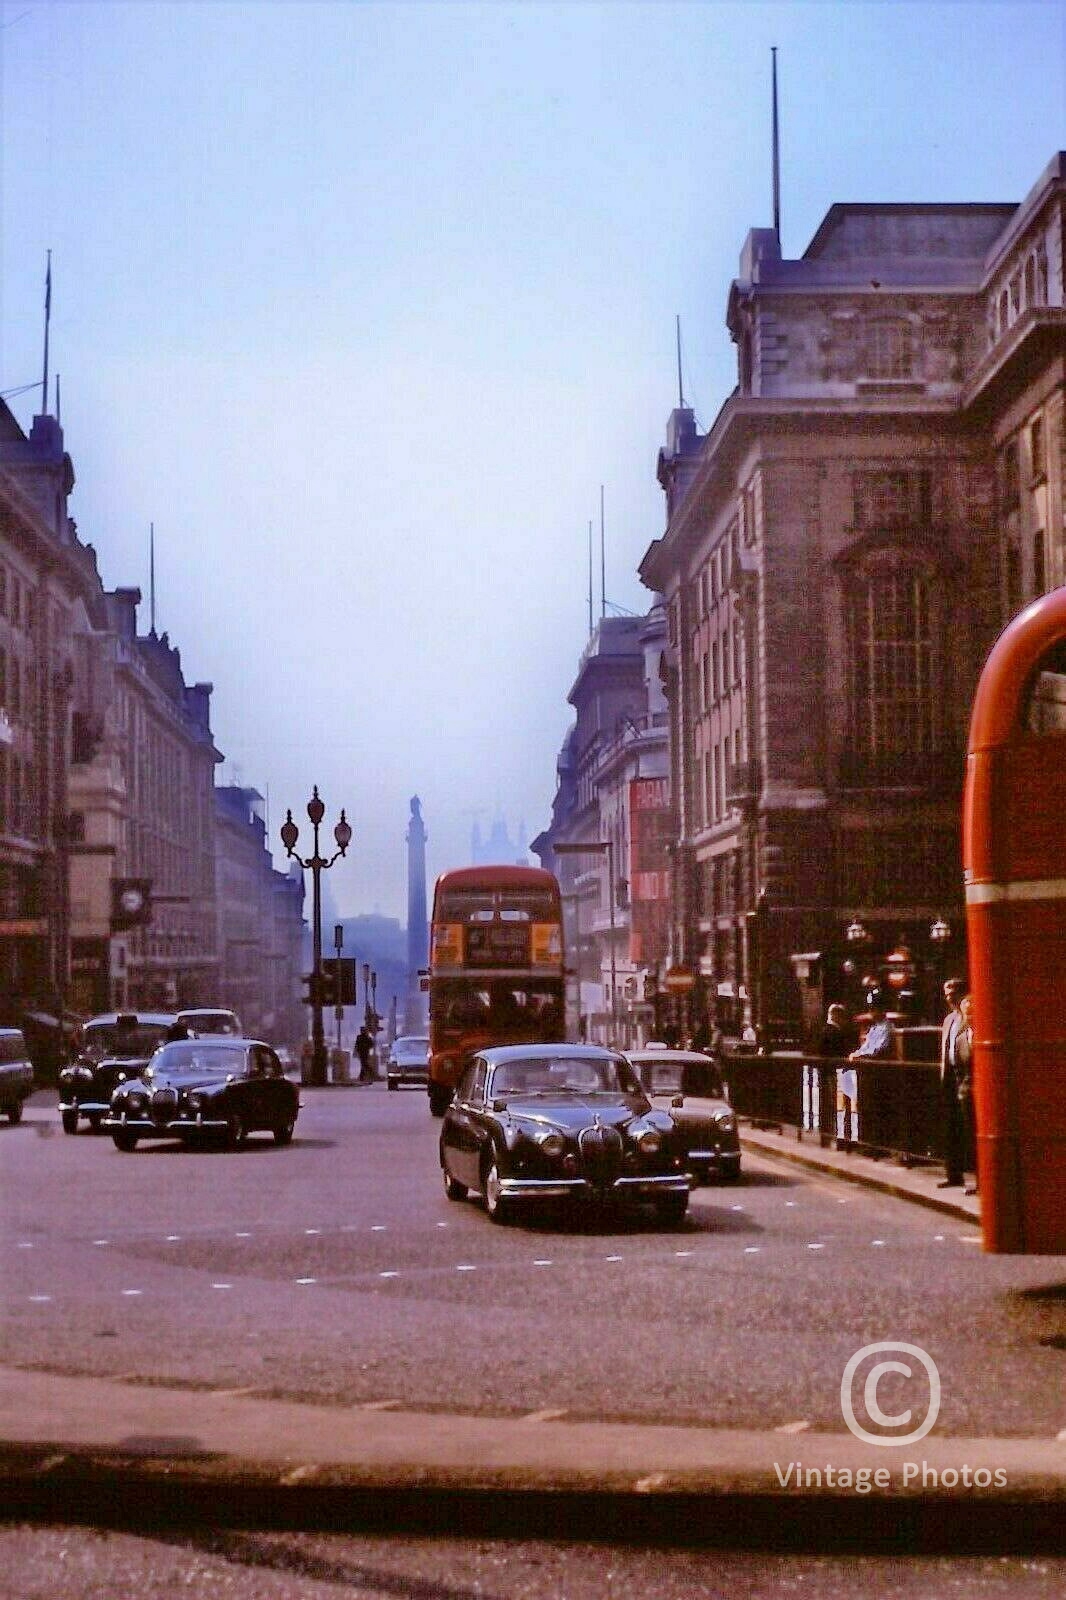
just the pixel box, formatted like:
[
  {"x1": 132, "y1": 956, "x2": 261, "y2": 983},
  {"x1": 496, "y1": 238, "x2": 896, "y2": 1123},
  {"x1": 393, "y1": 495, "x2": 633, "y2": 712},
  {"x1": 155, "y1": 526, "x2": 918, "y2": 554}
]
[{"x1": 639, "y1": 153, "x2": 1066, "y2": 1041}]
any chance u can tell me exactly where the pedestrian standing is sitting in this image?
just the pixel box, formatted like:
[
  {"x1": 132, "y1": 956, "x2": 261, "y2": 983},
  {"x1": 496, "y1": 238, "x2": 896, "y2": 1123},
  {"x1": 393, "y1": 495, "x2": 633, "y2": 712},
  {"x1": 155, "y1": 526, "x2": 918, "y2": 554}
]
[
  {"x1": 937, "y1": 978, "x2": 968, "y2": 1188},
  {"x1": 353, "y1": 1025, "x2": 374, "y2": 1085},
  {"x1": 819, "y1": 1003, "x2": 859, "y2": 1145},
  {"x1": 954, "y1": 992, "x2": 978, "y2": 1195}
]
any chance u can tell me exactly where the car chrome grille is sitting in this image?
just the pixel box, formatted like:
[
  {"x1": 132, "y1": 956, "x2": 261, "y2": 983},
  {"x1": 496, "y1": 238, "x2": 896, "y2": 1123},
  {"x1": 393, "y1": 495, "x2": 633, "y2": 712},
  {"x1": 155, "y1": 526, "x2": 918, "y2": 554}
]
[
  {"x1": 151, "y1": 1086, "x2": 179, "y2": 1125},
  {"x1": 578, "y1": 1124, "x2": 623, "y2": 1186}
]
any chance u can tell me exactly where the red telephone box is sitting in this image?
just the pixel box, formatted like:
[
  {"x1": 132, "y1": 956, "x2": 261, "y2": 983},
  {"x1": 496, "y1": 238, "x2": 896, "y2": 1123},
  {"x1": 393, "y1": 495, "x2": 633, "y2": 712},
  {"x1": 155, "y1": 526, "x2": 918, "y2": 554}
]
[{"x1": 964, "y1": 587, "x2": 1066, "y2": 1253}]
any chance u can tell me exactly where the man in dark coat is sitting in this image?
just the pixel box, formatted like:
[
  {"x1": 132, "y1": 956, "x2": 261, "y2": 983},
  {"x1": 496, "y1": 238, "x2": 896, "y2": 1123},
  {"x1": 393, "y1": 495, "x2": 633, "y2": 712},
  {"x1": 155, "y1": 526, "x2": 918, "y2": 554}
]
[
  {"x1": 353, "y1": 1025, "x2": 374, "y2": 1084},
  {"x1": 938, "y1": 978, "x2": 968, "y2": 1187}
]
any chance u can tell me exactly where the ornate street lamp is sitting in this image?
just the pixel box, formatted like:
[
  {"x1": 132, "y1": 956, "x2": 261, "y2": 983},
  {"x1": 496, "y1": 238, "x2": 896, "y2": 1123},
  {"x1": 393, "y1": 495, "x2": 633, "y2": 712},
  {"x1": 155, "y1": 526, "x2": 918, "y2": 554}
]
[{"x1": 280, "y1": 787, "x2": 351, "y2": 1087}]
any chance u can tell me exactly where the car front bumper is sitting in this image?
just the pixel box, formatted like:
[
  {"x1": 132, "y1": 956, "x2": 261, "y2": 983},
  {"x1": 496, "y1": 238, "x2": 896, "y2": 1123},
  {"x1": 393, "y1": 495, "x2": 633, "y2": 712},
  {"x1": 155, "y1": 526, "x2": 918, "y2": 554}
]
[
  {"x1": 388, "y1": 1067, "x2": 429, "y2": 1084},
  {"x1": 496, "y1": 1172, "x2": 691, "y2": 1203},
  {"x1": 687, "y1": 1147, "x2": 741, "y2": 1179},
  {"x1": 58, "y1": 1098, "x2": 110, "y2": 1116},
  {"x1": 103, "y1": 1112, "x2": 229, "y2": 1134}
]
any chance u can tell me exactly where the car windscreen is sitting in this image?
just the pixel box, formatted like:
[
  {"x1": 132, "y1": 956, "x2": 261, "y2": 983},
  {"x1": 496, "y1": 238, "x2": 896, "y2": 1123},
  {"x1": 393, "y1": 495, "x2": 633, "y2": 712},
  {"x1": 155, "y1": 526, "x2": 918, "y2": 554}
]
[
  {"x1": 491, "y1": 1055, "x2": 643, "y2": 1096},
  {"x1": 178, "y1": 1012, "x2": 241, "y2": 1035},
  {"x1": 637, "y1": 1059, "x2": 725, "y2": 1097},
  {"x1": 393, "y1": 1037, "x2": 429, "y2": 1053},
  {"x1": 82, "y1": 1024, "x2": 170, "y2": 1059},
  {"x1": 151, "y1": 1042, "x2": 249, "y2": 1076}
]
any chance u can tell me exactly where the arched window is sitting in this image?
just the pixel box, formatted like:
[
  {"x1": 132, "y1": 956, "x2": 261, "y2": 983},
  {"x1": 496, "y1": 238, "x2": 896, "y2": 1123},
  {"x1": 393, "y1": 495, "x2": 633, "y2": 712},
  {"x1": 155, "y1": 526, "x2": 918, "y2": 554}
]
[
  {"x1": 864, "y1": 320, "x2": 913, "y2": 381},
  {"x1": 845, "y1": 562, "x2": 937, "y2": 767}
]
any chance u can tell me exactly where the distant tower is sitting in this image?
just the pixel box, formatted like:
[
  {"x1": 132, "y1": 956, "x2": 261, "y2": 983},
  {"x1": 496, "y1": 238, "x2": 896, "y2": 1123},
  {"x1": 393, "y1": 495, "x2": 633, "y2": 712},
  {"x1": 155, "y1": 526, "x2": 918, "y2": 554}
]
[{"x1": 405, "y1": 796, "x2": 429, "y2": 1032}]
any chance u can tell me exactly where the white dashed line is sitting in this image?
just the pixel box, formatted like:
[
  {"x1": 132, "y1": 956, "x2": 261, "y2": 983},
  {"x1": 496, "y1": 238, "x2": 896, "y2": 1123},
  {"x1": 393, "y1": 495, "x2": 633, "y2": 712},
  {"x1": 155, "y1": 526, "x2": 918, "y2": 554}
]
[
  {"x1": 212, "y1": 1283, "x2": 232, "y2": 1290},
  {"x1": 934, "y1": 1234, "x2": 946, "y2": 1242},
  {"x1": 28, "y1": 1295, "x2": 51, "y2": 1303},
  {"x1": 435, "y1": 1222, "x2": 448, "y2": 1228},
  {"x1": 371, "y1": 1225, "x2": 387, "y2": 1232},
  {"x1": 960, "y1": 1235, "x2": 983, "y2": 1245},
  {"x1": 17, "y1": 1242, "x2": 34, "y2": 1250},
  {"x1": 521, "y1": 1407, "x2": 569, "y2": 1423},
  {"x1": 235, "y1": 1232, "x2": 252, "y2": 1238},
  {"x1": 605, "y1": 1254, "x2": 623, "y2": 1262},
  {"x1": 358, "y1": 1399, "x2": 401, "y2": 1411},
  {"x1": 165, "y1": 1235, "x2": 181, "y2": 1242},
  {"x1": 456, "y1": 1264, "x2": 477, "y2": 1273},
  {"x1": 731, "y1": 1205, "x2": 744, "y2": 1212},
  {"x1": 304, "y1": 1228, "x2": 321, "y2": 1236},
  {"x1": 775, "y1": 1420, "x2": 811, "y2": 1435},
  {"x1": 121, "y1": 1289, "x2": 142, "y2": 1297},
  {"x1": 379, "y1": 1271, "x2": 399, "y2": 1279},
  {"x1": 871, "y1": 1240, "x2": 886, "y2": 1247},
  {"x1": 93, "y1": 1240, "x2": 109, "y2": 1246},
  {"x1": 785, "y1": 1201, "x2": 797, "y2": 1208},
  {"x1": 743, "y1": 1246, "x2": 760, "y2": 1254},
  {"x1": 674, "y1": 1250, "x2": 694, "y2": 1258},
  {"x1": 295, "y1": 1277, "x2": 317, "y2": 1285},
  {"x1": 807, "y1": 1243, "x2": 826, "y2": 1251},
  {"x1": 533, "y1": 1259, "x2": 553, "y2": 1267}
]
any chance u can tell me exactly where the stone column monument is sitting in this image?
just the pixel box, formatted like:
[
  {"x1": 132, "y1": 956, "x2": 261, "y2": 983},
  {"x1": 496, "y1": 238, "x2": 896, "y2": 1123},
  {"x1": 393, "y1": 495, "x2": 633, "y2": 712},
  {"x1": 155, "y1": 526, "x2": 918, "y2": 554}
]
[{"x1": 404, "y1": 796, "x2": 429, "y2": 1032}]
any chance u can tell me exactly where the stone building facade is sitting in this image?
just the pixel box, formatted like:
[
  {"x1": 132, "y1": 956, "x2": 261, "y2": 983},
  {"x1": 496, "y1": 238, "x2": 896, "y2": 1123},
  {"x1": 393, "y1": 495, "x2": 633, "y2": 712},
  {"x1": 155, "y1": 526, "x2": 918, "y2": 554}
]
[
  {"x1": 533, "y1": 607, "x2": 670, "y2": 1046},
  {"x1": 214, "y1": 786, "x2": 305, "y2": 1044},
  {"x1": 640, "y1": 152, "x2": 1066, "y2": 1041}
]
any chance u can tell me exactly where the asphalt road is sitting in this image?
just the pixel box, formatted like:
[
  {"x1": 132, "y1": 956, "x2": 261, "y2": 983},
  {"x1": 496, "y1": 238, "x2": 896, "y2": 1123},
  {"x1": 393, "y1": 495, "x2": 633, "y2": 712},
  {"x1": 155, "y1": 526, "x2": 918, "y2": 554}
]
[{"x1": 1, "y1": 1085, "x2": 1064, "y2": 1438}]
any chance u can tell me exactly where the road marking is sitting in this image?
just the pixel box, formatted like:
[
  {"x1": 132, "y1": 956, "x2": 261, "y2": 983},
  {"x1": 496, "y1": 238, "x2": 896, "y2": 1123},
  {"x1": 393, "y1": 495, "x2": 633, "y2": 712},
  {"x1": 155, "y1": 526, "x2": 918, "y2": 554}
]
[
  {"x1": 785, "y1": 1201, "x2": 797, "y2": 1208},
  {"x1": 165, "y1": 1235, "x2": 181, "y2": 1242},
  {"x1": 521, "y1": 1407, "x2": 569, "y2": 1423},
  {"x1": 212, "y1": 1282, "x2": 232, "y2": 1290},
  {"x1": 92, "y1": 1239, "x2": 109, "y2": 1246},
  {"x1": 730, "y1": 1205, "x2": 744, "y2": 1212},
  {"x1": 934, "y1": 1234, "x2": 946, "y2": 1241},
  {"x1": 743, "y1": 1246, "x2": 760, "y2": 1254},
  {"x1": 17, "y1": 1242, "x2": 34, "y2": 1249},
  {"x1": 28, "y1": 1295, "x2": 52, "y2": 1303},
  {"x1": 214, "y1": 1387, "x2": 260, "y2": 1398},
  {"x1": 775, "y1": 1420, "x2": 811, "y2": 1435},
  {"x1": 295, "y1": 1277, "x2": 317, "y2": 1285},
  {"x1": 279, "y1": 1464, "x2": 319, "y2": 1485},
  {"x1": 235, "y1": 1232, "x2": 252, "y2": 1238},
  {"x1": 532, "y1": 1259, "x2": 553, "y2": 1267},
  {"x1": 605, "y1": 1254, "x2": 624, "y2": 1262},
  {"x1": 379, "y1": 1270, "x2": 399, "y2": 1279},
  {"x1": 435, "y1": 1222, "x2": 449, "y2": 1228},
  {"x1": 1056, "y1": 1427, "x2": 1066, "y2": 1442},
  {"x1": 371, "y1": 1225, "x2": 387, "y2": 1232},
  {"x1": 304, "y1": 1228, "x2": 321, "y2": 1236},
  {"x1": 358, "y1": 1399, "x2": 401, "y2": 1411},
  {"x1": 635, "y1": 1472, "x2": 669, "y2": 1493},
  {"x1": 456, "y1": 1264, "x2": 477, "y2": 1272},
  {"x1": 121, "y1": 1289, "x2": 142, "y2": 1296},
  {"x1": 959, "y1": 1235, "x2": 982, "y2": 1245},
  {"x1": 807, "y1": 1243, "x2": 825, "y2": 1251},
  {"x1": 871, "y1": 1239, "x2": 886, "y2": 1247},
  {"x1": 674, "y1": 1250, "x2": 693, "y2": 1258}
]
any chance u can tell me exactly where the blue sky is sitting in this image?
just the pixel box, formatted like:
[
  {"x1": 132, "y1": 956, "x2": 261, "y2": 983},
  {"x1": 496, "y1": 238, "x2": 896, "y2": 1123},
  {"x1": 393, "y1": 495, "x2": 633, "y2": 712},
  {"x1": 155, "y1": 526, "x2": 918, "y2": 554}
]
[{"x1": 1, "y1": 0, "x2": 1063, "y2": 917}]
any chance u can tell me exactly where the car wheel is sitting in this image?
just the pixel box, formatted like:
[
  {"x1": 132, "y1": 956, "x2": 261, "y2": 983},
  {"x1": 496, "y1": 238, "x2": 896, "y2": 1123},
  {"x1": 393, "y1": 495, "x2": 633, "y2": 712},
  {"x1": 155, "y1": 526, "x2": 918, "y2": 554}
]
[
  {"x1": 387, "y1": 1077, "x2": 399, "y2": 1092},
  {"x1": 87, "y1": 1113, "x2": 104, "y2": 1134},
  {"x1": 272, "y1": 1114, "x2": 296, "y2": 1146},
  {"x1": 61, "y1": 1109, "x2": 79, "y2": 1136},
  {"x1": 225, "y1": 1111, "x2": 246, "y2": 1150},
  {"x1": 111, "y1": 1129, "x2": 138, "y2": 1153},
  {"x1": 428, "y1": 1083, "x2": 452, "y2": 1118},
  {"x1": 442, "y1": 1161, "x2": 467, "y2": 1201},
  {"x1": 7, "y1": 1102, "x2": 23, "y2": 1125},
  {"x1": 653, "y1": 1192, "x2": 689, "y2": 1227},
  {"x1": 482, "y1": 1156, "x2": 513, "y2": 1224}
]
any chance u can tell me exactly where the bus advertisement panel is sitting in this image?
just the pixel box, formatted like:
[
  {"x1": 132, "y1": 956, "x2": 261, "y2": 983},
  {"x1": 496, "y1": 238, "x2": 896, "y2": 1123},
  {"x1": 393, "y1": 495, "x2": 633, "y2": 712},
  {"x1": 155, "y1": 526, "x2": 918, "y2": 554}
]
[{"x1": 427, "y1": 866, "x2": 565, "y2": 1116}]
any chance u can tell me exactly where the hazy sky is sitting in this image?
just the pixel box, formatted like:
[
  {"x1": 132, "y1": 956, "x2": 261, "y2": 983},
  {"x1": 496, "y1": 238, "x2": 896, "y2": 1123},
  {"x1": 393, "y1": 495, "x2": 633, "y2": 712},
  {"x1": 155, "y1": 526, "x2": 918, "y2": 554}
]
[{"x1": 1, "y1": 0, "x2": 1063, "y2": 918}]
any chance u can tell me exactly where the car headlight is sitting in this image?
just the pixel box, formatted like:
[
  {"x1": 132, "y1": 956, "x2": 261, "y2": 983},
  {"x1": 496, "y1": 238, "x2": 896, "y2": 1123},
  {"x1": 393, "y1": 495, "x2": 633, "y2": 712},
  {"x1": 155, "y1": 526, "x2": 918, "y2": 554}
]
[
  {"x1": 635, "y1": 1128, "x2": 662, "y2": 1155},
  {"x1": 60, "y1": 1068, "x2": 75, "y2": 1086},
  {"x1": 713, "y1": 1110, "x2": 737, "y2": 1131},
  {"x1": 76, "y1": 1066, "x2": 93, "y2": 1081},
  {"x1": 537, "y1": 1131, "x2": 566, "y2": 1159}
]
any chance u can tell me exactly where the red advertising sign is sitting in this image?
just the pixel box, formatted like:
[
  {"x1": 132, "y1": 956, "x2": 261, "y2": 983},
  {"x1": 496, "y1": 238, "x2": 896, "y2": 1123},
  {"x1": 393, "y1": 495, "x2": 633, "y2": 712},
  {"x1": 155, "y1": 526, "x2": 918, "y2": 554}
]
[{"x1": 628, "y1": 778, "x2": 673, "y2": 964}]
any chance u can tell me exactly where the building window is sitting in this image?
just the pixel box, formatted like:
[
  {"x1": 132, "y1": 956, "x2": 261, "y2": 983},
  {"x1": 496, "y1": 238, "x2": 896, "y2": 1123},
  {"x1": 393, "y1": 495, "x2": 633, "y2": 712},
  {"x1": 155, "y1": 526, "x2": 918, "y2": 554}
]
[
  {"x1": 1031, "y1": 416, "x2": 1046, "y2": 480},
  {"x1": 853, "y1": 470, "x2": 931, "y2": 529},
  {"x1": 846, "y1": 564, "x2": 937, "y2": 761},
  {"x1": 1001, "y1": 441, "x2": 1020, "y2": 508},
  {"x1": 864, "y1": 320, "x2": 913, "y2": 381}
]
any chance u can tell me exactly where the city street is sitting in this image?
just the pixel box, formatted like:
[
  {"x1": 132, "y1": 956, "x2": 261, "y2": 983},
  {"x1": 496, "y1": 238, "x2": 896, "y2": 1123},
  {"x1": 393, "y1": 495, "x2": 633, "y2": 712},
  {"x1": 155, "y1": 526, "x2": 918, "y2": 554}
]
[{"x1": 2, "y1": 1085, "x2": 1064, "y2": 1439}]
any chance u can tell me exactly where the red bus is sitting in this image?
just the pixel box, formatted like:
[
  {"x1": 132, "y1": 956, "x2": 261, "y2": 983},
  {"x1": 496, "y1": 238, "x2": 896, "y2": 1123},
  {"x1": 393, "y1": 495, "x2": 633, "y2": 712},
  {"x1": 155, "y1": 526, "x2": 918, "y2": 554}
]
[{"x1": 426, "y1": 865, "x2": 566, "y2": 1116}]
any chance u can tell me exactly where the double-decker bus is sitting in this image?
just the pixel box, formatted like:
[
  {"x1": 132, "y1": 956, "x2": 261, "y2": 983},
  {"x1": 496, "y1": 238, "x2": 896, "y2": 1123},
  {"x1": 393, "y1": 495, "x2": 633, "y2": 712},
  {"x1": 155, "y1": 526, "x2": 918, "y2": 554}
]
[{"x1": 426, "y1": 865, "x2": 566, "y2": 1116}]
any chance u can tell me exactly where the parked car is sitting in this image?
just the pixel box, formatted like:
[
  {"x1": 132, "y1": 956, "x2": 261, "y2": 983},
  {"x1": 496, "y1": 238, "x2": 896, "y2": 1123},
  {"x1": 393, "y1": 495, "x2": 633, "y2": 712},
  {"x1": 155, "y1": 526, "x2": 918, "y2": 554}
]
[
  {"x1": 58, "y1": 1012, "x2": 176, "y2": 1135},
  {"x1": 627, "y1": 1049, "x2": 741, "y2": 1185},
  {"x1": 175, "y1": 1007, "x2": 243, "y2": 1037},
  {"x1": 0, "y1": 1028, "x2": 34, "y2": 1124},
  {"x1": 439, "y1": 1044, "x2": 690, "y2": 1225},
  {"x1": 104, "y1": 1037, "x2": 298, "y2": 1151},
  {"x1": 387, "y1": 1034, "x2": 430, "y2": 1091}
]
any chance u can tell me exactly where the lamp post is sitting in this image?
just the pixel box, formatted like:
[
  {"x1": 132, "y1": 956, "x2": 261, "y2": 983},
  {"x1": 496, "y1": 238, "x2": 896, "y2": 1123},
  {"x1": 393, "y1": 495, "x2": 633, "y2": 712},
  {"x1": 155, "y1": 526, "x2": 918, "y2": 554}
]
[
  {"x1": 280, "y1": 788, "x2": 351, "y2": 1088},
  {"x1": 555, "y1": 840, "x2": 617, "y2": 1042},
  {"x1": 362, "y1": 961, "x2": 371, "y2": 1028}
]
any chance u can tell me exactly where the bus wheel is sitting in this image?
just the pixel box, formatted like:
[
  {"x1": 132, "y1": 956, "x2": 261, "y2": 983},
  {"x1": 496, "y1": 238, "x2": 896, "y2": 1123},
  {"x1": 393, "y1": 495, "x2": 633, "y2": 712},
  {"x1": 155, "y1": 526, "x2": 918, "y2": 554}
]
[{"x1": 428, "y1": 1084, "x2": 452, "y2": 1118}]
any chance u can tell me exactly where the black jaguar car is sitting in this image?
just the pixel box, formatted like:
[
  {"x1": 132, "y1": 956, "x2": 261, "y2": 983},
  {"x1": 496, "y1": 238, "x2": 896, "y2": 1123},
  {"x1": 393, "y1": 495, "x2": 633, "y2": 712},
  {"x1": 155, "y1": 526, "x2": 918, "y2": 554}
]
[
  {"x1": 104, "y1": 1037, "x2": 298, "y2": 1151},
  {"x1": 58, "y1": 1011, "x2": 176, "y2": 1134},
  {"x1": 439, "y1": 1044, "x2": 690, "y2": 1225}
]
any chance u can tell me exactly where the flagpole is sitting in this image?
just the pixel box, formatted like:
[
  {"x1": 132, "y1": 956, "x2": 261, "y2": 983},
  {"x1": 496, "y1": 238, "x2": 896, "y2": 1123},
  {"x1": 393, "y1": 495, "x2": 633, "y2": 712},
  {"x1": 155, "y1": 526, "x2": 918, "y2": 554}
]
[{"x1": 41, "y1": 250, "x2": 52, "y2": 416}]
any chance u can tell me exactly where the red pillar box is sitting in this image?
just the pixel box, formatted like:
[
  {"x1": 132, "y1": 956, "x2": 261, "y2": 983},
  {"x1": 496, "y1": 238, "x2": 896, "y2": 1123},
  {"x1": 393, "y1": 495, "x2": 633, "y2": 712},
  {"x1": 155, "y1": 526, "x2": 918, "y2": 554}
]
[{"x1": 964, "y1": 587, "x2": 1066, "y2": 1253}]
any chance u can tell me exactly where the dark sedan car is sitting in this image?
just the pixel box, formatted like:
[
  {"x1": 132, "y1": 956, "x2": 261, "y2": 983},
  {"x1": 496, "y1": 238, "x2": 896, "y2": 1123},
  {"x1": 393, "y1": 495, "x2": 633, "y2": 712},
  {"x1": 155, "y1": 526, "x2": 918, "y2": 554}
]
[
  {"x1": 627, "y1": 1049, "x2": 741, "y2": 1184},
  {"x1": 104, "y1": 1037, "x2": 298, "y2": 1152},
  {"x1": 439, "y1": 1044, "x2": 690, "y2": 1225},
  {"x1": 58, "y1": 1011, "x2": 176, "y2": 1134}
]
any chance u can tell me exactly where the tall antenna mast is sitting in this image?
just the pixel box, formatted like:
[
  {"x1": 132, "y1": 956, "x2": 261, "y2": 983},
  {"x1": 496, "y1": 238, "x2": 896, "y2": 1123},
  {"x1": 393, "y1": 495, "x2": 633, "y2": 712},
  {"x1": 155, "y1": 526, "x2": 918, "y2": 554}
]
[
  {"x1": 771, "y1": 46, "x2": 781, "y2": 242},
  {"x1": 55, "y1": 374, "x2": 61, "y2": 425},
  {"x1": 587, "y1": 519, "x2": 594, "y2": 638},
  {"x1": 149, "y1": 522, "x2": 156, "y2": 634},
  {"x1": 676, "y1": 314, "x2": 685, "y2": 408},
  {"x1": 599, "y1": 484, "x2": 606, "y2": 621},
  {"x1": 41, "y1": 250, "x2": 52, "y2": 416}
]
